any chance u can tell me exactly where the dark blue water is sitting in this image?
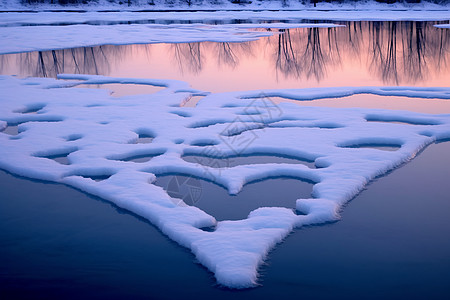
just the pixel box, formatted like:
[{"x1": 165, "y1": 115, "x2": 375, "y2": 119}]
[
  {"x1": 154, "y1": 174, "x2": 313, "y2": 221},
  {"x1": 1, "y1": 142, "x2": 449, "y2": 300}
]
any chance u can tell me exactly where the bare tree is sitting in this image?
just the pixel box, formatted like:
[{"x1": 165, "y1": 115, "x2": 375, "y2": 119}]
[
  {"x1": 274, "y1": 29, "x2": 302, "y2": 79},
  {"x1": 172, "y1": 43, "x2": 203, "y2": 74},
  {"x1": 7, "y1": 45, "x2": 133, "y2": 78}
]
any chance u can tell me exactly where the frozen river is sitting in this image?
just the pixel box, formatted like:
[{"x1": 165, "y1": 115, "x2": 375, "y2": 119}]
[{"x1": 0, "y1": 14, "x2": 449, "y2": 299}]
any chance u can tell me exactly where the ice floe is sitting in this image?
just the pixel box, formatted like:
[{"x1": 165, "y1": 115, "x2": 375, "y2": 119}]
[
  {"x1": 0, "y1": 22, "x2": 346, "y2": 55},
  {"x1": 1, "y1": 74, "x2": 450, "y2": 288},
  {"x1": 1, "y1": 10, "x2": 449, "y2": 55},
  {"x1": 1, "y1": 10, "x2": 449, "y2": 28}
]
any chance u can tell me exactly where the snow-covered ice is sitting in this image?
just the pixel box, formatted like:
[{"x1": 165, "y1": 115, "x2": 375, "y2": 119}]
[
  {"x1": 0, "y1": 9, "x2": 449, "y2": 55},
  {"x1": 1, "y1": 74, "x2": 449, "y2": 288},
  {"x1": 435, "y1": 24, "x2": 450, "y2": 28},
  {"x1": 1, "y1": 10, "x2": 449, "y2": 28},
  {"x1": 0, "y1": 22, "x2": 347, "y2": 54},
  {"x1": 1, "y1": 0, "x2": 449, "y2": 13}
]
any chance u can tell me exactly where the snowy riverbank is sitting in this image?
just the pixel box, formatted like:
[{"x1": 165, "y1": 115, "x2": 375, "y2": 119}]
[{"x1": 1, "y1": 0, "x2": 449, "y2": 12}]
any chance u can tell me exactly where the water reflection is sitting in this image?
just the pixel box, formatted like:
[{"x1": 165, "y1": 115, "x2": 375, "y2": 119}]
[
  {"x1": 172, "y1": 43, "x2": 203, "y2": 74},
  {"x1": 273, "y1": 27, "x2": 342, "y2": 81},
  {"x1": 171, "y1": 41, "x2": 254, "y2": 74},
  {"x1": 0, "y1": 45, "x2": 148, "y2": 78},
  {"x1": 0, "y1": 21, "x2": 448, "y2": 85}
]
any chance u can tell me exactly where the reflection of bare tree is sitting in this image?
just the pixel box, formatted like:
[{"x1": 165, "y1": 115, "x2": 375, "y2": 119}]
[
  {"x1": 432, "y1": 26, "x2": 450, "y2": 72},
  {"x1": 172, "y1": 43, "x2": 203, "y2": 74},
  {"x1": 401, "y1": 22, "x2": 427, "y2": 83},
  {"x1": 385, "y1": 23, "x2": 399, "y2": 84},
  {"x1": 270, "y1": 21, "x2": 448, "y2": 85},
  {"x1": 171, "y1": 41, "x2": 254, "y2": 73},
  {"x1": 368, "y1": 22, "x2": 400, "y2": 84},
  {"x1": 344, "y1": 22, "x2": 362, "y2": 57},
  {"x1": 303, "y1": 28, "x2": 327, "y2": 81},
  {"x1": 368, "y1": 22, "x2": 383, "y2": 77},
  {"x1": 275, "y1": 29, "x2": 301, "y2": 79},
  {"x1": 430, "y1": 29, "x2": 450, "y2": 70},
  {"x1": 385, "y1": 22, "x2": 399, "y2": 84},
  {"x1": 1, "y1": 22, "x2": 448, "y2": 86},
  {"x1": 212, "y1": 41, "x2": 254, "y2": 69},
  {"x1": 215, "y1": 42, "x2": 239, "y2": 68},
  {"x1": 367, "y1": 21, "x2": 449, "y2": 85},
  {"x1": 1, "y1": 45, "x2": 136, "y2": 78},
  {"x1": 0, "y1": 52, "x2": 10, "y2": 74},
  {"x1": 274, "y1": 27, "x2": 342, "y2": 82}
]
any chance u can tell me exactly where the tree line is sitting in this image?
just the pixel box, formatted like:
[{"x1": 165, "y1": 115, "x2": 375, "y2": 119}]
[{"x1": 19, "y1": 0, "x2": 450, "y2": 7}]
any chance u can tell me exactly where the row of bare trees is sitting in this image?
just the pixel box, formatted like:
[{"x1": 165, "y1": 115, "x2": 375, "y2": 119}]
[
  {"x1": 1, "y1": 21, "x2": 448, "y2": 85},
  {"x1": 270, "y1": 21, "x2": 449, "y2": 84},
  {"x1": 19, "y1": 0, "x2": 450, "y2": 6},
  {"x1": 167, "y1": 21, "x2": 449, "y2": 84}
]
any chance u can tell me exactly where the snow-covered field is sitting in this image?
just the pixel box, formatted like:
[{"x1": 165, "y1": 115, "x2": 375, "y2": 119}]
[{"x1": 0, "y1": 2, "x2": 450, "y2": 291}]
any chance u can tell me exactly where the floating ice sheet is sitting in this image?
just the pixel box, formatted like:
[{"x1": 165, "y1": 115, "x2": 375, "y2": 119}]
[
  {"x1": 1, "y1": 10, "x2": 449, "y2": 28},
  {"x1": 0, "y1": 22, "x2": 345, "y2": 55},
  {"x1": 435, "y1": 24, "x2": 450, "y2": 28},
  {"x1": 1, "y1": 74, "x2": 450, "y2": 288}
]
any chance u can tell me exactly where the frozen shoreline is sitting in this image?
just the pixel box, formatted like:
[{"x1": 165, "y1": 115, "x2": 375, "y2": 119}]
[
  {"x1": 1, "y1": 10, "x2": 449, "y2": 26},
  {"x1": 0, "y1": 11, "x2": 448, "y2": 56},
  {"x1": 1, "y1": 0, "x2": 450, "y2": 12}
]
